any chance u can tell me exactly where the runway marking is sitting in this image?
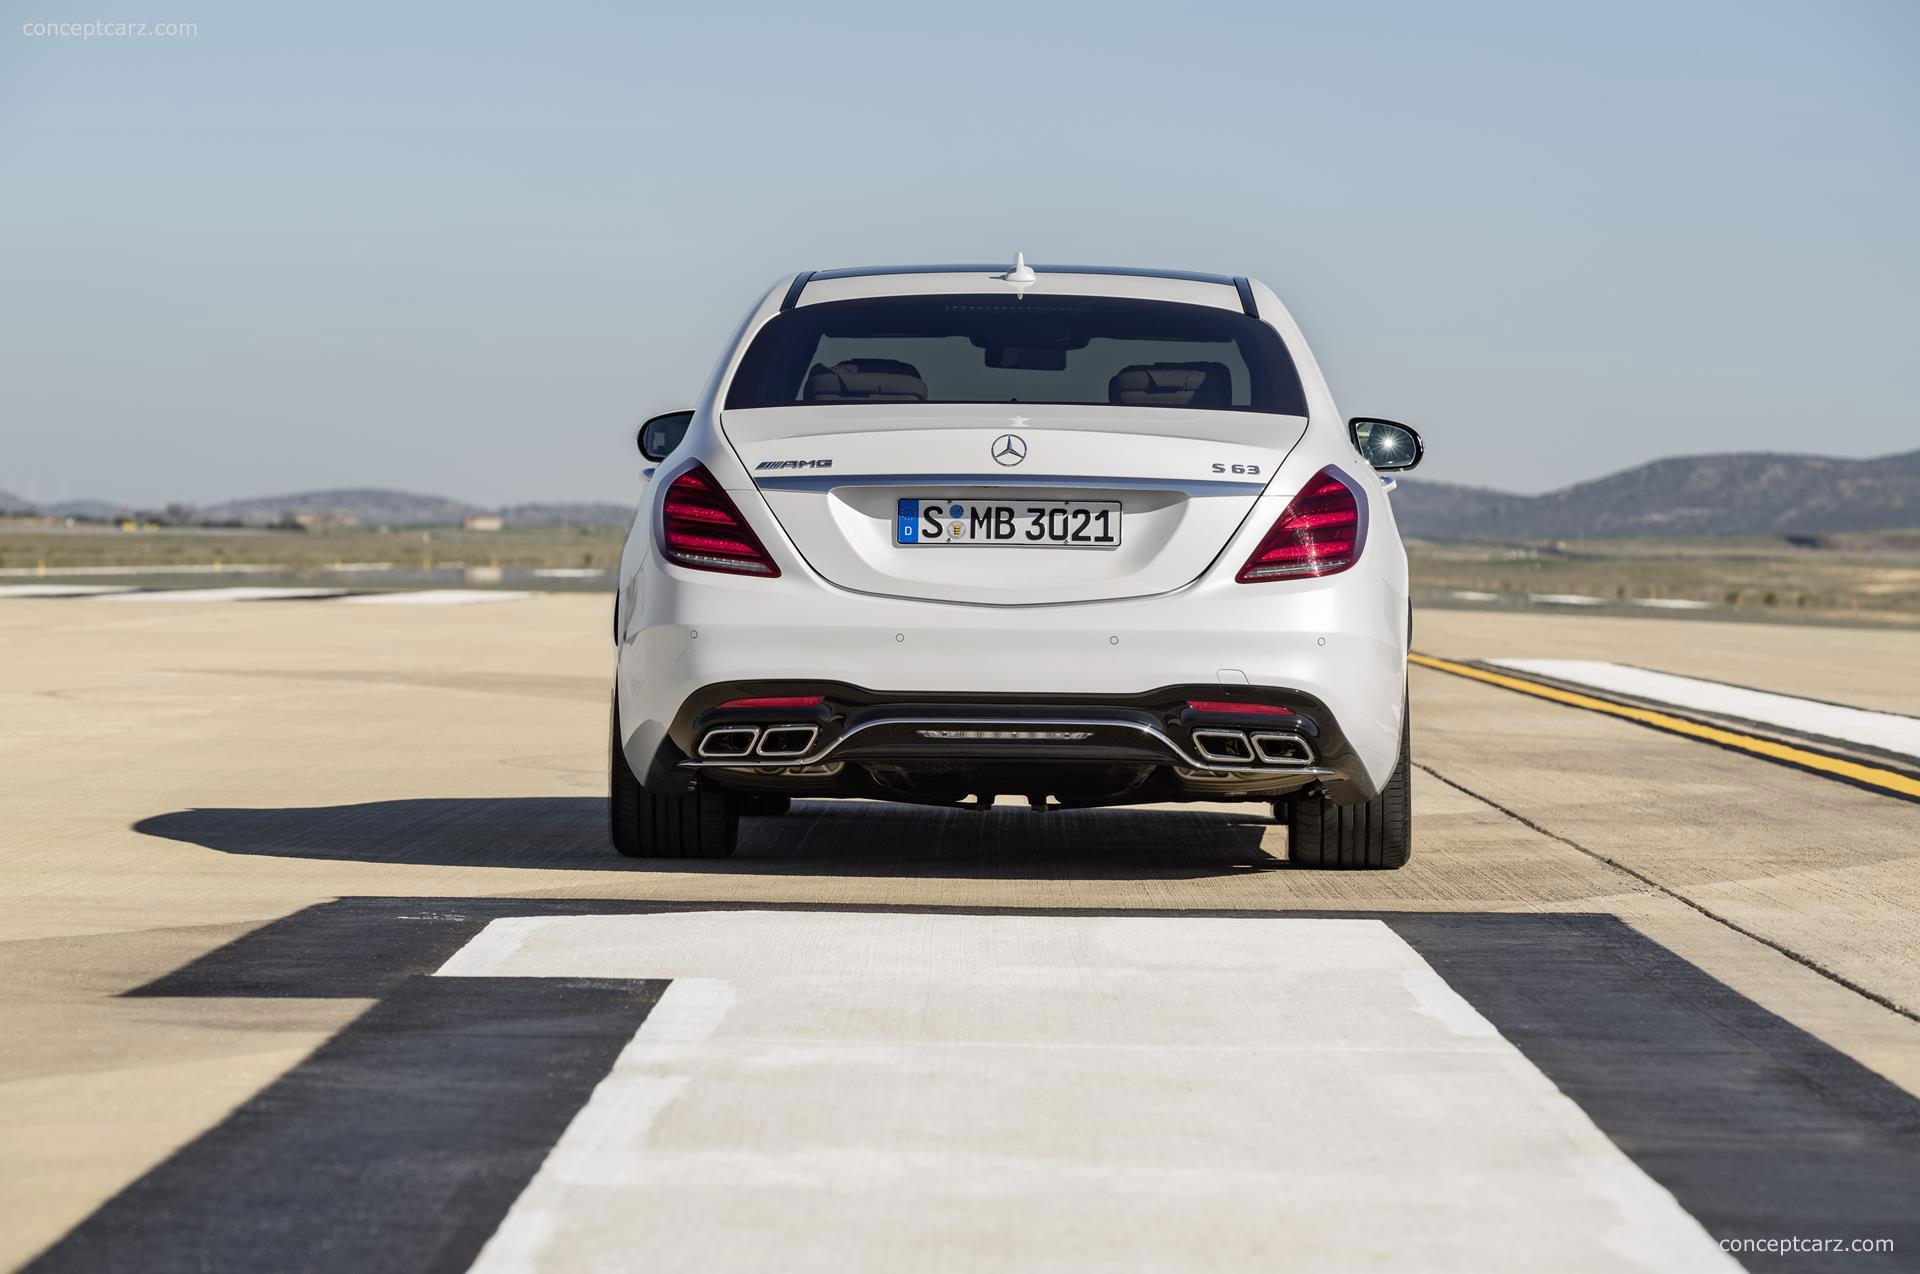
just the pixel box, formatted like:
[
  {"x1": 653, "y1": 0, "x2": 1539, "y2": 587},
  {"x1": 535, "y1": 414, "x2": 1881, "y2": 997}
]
[
  {"x1": 1489, "y1": 658, "x2": 1920, "y2": 760},
  {"x1": 1411, "y1": 653, "x2": 1920, "y2": 801},
  {"x1": 440, "y1": 911, "x2": 1735, "y2": 1274},
  {"x1": 0, "y1": 583, "x2": 136, "y2": 597},
  {"x1": 0, "y1": 563, "x2": 289, "y2": 576},
  {"x1": 335, "y1": 589, "x2": 539, "y2": 605},
  {"x1": 93, "y1": 585, "x2": 351, "y2": 602},
  {"x1": 39, "y1": 900, "x2": 1920, "y2": 1271},
  {"x1": 0, "y1": 587, "x2": 542, "y2": 604}
]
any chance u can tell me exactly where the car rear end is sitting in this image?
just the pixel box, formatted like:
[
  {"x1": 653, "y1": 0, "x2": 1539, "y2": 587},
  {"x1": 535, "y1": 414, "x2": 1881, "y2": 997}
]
[{"x1": 614, "y1": 264, "x2": 1408, "y2": 833}]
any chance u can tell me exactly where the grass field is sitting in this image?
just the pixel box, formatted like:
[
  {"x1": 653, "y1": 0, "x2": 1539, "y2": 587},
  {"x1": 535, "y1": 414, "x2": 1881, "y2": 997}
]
[{"x1": 6, "y1": 518, "x2": 1917, "y2": 625}]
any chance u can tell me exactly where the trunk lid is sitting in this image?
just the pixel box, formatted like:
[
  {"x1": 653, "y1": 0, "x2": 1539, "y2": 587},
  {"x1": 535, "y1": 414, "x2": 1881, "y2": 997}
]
[{"x1": 722, "y1": 404, "x2": 1307, "y2": 604}]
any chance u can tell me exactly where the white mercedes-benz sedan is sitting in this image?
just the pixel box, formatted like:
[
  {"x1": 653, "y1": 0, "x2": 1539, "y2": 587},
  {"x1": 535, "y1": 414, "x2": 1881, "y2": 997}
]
[{"x1": 612, "y1": 259, "x2": 1425, "y2": 866}]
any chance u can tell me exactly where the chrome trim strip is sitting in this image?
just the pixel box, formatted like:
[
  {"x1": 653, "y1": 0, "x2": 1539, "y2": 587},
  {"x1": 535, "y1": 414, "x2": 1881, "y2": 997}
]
[
  {"x1": 807, "y1": 263, "x2": 1240, "y2": 287},
  {"x1": 752, "y1": 473, "x2": 1267, "y2": 496},
  {"x1": 681, "y1": 715, "x2": 1336, "y2": 777}
]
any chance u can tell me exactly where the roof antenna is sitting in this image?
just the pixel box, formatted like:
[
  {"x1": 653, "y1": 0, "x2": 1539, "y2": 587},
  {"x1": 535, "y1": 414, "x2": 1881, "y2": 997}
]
[{"x1": 1002, "y1": 252, "x2": 1036, "y2": 285}]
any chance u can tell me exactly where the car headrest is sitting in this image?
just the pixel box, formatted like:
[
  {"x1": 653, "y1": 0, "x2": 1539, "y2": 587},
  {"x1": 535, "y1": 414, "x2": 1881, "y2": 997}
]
[
  {"x1": 1108, "y1": 361, "x2": 1233, "y2": 408},
  {"x1": 803, "y1": 359, "x2": 928, "y2": 403}
]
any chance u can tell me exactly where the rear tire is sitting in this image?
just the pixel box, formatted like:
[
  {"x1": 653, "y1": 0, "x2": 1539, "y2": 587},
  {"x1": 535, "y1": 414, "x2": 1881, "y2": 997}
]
[
  {"x1": 610, "y1": 697, "x2": 740, "y2": 859},
  {"x1": 1283, "y1": 706, "x2": 1412, "y2": 869}
]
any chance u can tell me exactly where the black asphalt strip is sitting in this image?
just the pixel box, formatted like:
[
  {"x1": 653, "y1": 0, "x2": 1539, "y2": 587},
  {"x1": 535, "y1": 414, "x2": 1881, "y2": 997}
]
[{"x1": 25, "y1": 900, "x2": 1920, "y2": 1274}]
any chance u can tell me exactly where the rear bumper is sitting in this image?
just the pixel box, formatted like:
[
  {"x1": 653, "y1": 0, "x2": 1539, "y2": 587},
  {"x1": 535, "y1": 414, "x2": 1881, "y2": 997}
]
[
  {"x1": 682, "y1": 683, "x2": 1332, "y2": 766},
  {"x1": 635, "y1": 683, "x2": 1368, "y2": 805},
  {"x1": 617, "y1": 569, "x2": 1406, "y2": 801}
]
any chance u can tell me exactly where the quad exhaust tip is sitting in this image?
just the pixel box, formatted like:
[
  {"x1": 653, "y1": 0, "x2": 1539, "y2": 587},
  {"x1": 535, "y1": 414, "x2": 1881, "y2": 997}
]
[
  {"x1": 698, "y1": 723, "x2": 820, "y2": 760},
  {"x1": 697, "y1": 725, "x2": 760, "y2": 758},
  {"x1": 757, "y1": 725, "x2": 819, "y2": 758},
  {"x1": 1191, "y1": 729, "x2": 1255, "y2": 764},
  {"x1": 1251, "y1": 732, "x2": 1315, "y2": 766},
  {"x1": 1191, "y1": 728, "x2": 1315, "y2": 767}
]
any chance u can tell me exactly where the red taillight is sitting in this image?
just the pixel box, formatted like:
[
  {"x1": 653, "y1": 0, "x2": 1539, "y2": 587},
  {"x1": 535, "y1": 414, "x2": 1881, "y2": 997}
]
[
  {"x1": 719, "y1": 695, "x2": 824, "y2": 710},
  {"x1": 1187, "y1": 700, "x2": 1294, "y2": 716},
  {"x1": 658, "y1": 464, "x2": 780, "y2": 577},
  {"x1": 1236, "y1": 466, "x2": 1365, "y2": 582}
]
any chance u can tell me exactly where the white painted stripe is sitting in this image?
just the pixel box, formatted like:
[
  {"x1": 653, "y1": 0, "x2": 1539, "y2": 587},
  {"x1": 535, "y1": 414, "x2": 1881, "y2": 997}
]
[
  {"x1": 460, "y1": 977, "x2": 734, "y2": 1272},
  {"x1": 1529, "y1": 593, "x2": 1607, "y2": 606},
  {"x1": 1450, "y1": 589, "x2": 1499, "y2": 602},
  {"x1": 1489, "y1": 658, "x2": 1920, "y2": 759},
  {"x1": 3, "y1": 584, "x2": 543, "y2": 605},
  {"x1": 0, "y1": 584, "x2": 137, "y2": 597},
  {"x1": 94, "y1": 586, "x2": 349, "y2": 602},
  {"x1": 442, "y1": 912, "x2": 1735, "y2": 1274},
  {"x1": 1631, "y1": 598, "x2": 1713, "y2": 610},
  {"x1": 334, "y1": 589, "x2": 538, "y2": 605},
  {"x1": 0, "y1": 563, "x2": 288, "y2": 577}
]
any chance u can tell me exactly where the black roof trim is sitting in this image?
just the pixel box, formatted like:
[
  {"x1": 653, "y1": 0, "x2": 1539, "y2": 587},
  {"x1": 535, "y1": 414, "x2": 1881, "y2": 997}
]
[
  {"x1": 806, "y1": 263, "x2": 1240, "y2": 287},
  {"x1": 1232, "y1": 277, "x2": 1259, "y2": 317},
  {"x1": 779, "y1": 271, "x2": 816, "y2": 311}
]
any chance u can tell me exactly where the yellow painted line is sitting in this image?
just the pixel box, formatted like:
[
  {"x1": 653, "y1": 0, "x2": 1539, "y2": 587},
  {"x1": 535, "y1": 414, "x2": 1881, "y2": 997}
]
[{"x1": 1409, "y1": 652, "x2": 1920, "y2": 800}]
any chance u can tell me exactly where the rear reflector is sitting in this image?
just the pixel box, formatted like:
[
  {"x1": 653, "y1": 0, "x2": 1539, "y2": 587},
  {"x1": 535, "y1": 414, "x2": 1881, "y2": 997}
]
[
  {"x1": 658, "y1": 464, "x2": 781, "y2": 576},
  {"x1": 1187, "y1": 700, "x2": 1294, "y2": 716},
  {"x1": 719, "y1": 695, "x2": 824, "y2": 710},
  {"x1": 1237, "y1": 466, "x2": 1365, "y2": 582}
]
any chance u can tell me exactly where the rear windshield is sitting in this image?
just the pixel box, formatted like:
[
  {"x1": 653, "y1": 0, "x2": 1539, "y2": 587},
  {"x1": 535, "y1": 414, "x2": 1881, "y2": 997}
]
[{"x1": 724, "y1": 294, "x2": 1309, "y2": 415}]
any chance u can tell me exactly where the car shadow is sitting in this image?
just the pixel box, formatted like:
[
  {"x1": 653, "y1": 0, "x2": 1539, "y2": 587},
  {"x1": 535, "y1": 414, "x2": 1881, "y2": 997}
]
[{"x1": 132, "y1": 796, "x2": 1285, "y2": 879}]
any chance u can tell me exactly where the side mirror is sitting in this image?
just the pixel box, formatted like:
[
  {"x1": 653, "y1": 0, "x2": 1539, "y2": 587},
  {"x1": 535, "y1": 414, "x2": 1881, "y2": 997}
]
[
  {"x1": 1348, "y1": 418, "x2": 1423, "y2": 472},
  {"x1": 638, "y1": 411, "x2": 695, "y2": 462}
]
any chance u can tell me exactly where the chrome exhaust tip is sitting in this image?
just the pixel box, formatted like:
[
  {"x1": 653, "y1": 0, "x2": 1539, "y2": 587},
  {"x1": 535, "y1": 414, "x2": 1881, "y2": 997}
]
[
  {"x1": 1191, "y1": 729, "x2": 1254, "y2": 764},
  {"x1": 697, "y1": 725, "x2": 760, "y2": 758},
  {"x1": 757, "y1": 725, "x2": 819, "y2": 758},
  {"x1": 1251, "y1": 732, "x2": 1316, "y2": 766}
]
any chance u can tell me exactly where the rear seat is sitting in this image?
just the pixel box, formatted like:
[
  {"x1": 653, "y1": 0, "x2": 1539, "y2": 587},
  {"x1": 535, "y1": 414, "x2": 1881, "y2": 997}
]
[
  {"x1": 803, "y1": 359, "x2": 929, "y2": 402},
  {"x1": 1108, "y1": 361, "x2": 1232, "y2": 408}
]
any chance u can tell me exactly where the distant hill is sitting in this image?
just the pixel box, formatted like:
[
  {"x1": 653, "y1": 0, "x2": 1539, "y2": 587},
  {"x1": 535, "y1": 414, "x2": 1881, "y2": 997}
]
[
  {"x1": 1, "y1": 491, "x2": 137, "y2": 519},
  {"x1": 199, "y1": 488, "x2": 482, "y2": 526},
  {"x1": 42, "y1": 498, "x2": 137, "y2": 520},
  {"x1": 18, "y1": 449, "x2": 1917, "y2": 537},
  {"x1": 496, "y1": 501, "x2": 634, "y2": 527},
  {"x1": 194, "y1": 489, "x2": 635, "y2": 527},
  {"x1": 1395, "y1": 449, "x2": 1920, "y2": 540},
  {"x1": 1382, "y1": 479, "x2": 1522, "y2": 539},
  {"x1": 5, "y1": 485, "x2": 637, "y2": 527}
]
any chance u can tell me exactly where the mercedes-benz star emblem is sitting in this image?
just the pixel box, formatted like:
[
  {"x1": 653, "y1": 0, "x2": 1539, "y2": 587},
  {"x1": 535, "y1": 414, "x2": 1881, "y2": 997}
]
[{"x1": 991, "y1": 433, "x2": 1028, "y2": 466}]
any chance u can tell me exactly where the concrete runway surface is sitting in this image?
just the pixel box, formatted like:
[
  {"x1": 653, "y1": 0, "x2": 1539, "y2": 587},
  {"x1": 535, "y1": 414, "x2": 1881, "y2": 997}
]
[{"x1": 2, "y1": 596, "x2": 1917, "y2": 1272}]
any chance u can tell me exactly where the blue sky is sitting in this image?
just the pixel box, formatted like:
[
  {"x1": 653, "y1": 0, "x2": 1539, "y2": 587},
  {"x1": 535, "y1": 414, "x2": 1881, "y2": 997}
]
[{"x1": 2, "y1": 0, "x2": 1914, "y2": 505}]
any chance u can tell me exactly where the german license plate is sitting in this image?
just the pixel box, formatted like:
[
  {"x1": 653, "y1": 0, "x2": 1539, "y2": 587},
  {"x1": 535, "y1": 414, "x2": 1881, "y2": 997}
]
[{"x1": 895, "y1": 499, "x2": 1122, "y2": 548}]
